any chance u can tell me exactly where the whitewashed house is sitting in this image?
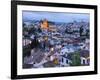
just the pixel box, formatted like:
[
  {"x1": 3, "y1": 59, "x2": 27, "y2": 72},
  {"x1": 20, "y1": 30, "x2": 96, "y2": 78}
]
[
  {"x1": 78, "y1": 42, "x2": 85, "y2": 50},
  {"x1": 23, "y1": 38, "x2": 31, "y2": 46},
  {"x1": 84, "y1": 39, "x2": 90, "y2": 50},
  {"x1": 60, "y1": 47, "x2": 74, "y2": 56},
  {"x1": 30, "y1": 34, "x2": 35, "y2": 40},
  {"x1": 59, "y1": 47, "x2": 74, "y2": 67},
  {"x1": 59, "y1": 55, "x2": 72, "y2": 67},
  {"x1": 80, "y1": 50, "x2": 90, "y2": 65}
]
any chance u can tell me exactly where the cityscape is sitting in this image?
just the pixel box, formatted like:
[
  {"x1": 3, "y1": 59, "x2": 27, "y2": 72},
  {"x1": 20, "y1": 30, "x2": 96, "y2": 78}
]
[{"x1": 22, "y1": 11, "x2": 90, "y2": 69}]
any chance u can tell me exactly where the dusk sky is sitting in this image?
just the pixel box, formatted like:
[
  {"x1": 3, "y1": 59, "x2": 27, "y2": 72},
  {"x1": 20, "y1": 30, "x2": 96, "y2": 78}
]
[{"x1": 23, "y1": 11, "x2": 90, "y2": 23}]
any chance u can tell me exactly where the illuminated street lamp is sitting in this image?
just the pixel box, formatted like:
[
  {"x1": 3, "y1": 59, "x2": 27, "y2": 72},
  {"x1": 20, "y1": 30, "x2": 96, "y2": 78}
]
[
  {"x1": 50, "y1": 47, "x2": 54, "y2": 51},
  {"x1": 38, "y1": 39, "x2": 41, "y2": 42},
  {"x1": 44, "y1": 36, "x2": 48, "y2": 41}
]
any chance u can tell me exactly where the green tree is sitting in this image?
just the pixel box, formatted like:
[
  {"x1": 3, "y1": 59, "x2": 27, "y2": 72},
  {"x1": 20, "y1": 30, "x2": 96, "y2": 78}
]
[
  {"x1": 28, "y1": 26, "x2": 36, "y2": 35},
  {"x1": 23, "y1": 27, "x2": 29, "y2": 37},
  {"x1": 70, "y1": 52, "x2": 81, "y2": 66}
]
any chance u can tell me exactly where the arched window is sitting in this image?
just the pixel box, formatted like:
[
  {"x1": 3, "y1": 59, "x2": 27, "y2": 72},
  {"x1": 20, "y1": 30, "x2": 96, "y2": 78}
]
[{"x1": 83, "y1": 59, "x2": 85, "y2": 64}]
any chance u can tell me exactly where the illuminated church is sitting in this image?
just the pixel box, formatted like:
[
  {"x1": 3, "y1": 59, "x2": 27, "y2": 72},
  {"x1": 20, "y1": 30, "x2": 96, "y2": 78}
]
[
  {"x1": 40, "y1": 19, "x2": 57, "y2": 32},
  {"x1": 40, "y1": 19, "x2": 49, "y2": 30}
]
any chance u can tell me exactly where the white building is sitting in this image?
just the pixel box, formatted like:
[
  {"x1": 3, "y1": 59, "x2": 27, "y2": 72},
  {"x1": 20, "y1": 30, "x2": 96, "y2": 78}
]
[
  {"x1": 60, "y1": 47, "x2": 75, "y2": 56},
  {"x1": 59, "y1": 55, "x2": 72, "y2": 67},
  {"x1": 81, "y1": 57, "x2": 90, "y2": 65},
  {"x1": 80, "y1": 50, "x2": 90, "y2": 65},
  {"x1": 58, "y1": 47, "x2": 74, "y2": 67},
  {"x1": 30, "y1": 34, "x2": 35, "y2": 40},
  {"x1": 23, "y1": 38, "x2": 31, "y2": 46}
]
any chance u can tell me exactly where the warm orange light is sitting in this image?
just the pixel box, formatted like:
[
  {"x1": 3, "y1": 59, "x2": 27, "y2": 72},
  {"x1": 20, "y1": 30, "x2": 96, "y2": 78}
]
[{"x1": 41, "y1": 19, "x2": 49, "y2": 29}]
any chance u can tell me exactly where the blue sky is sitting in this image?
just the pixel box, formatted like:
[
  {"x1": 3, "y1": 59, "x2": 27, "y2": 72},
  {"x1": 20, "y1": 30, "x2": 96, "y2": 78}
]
[{"x1": 23, "y1": 11, "x2": 90, "y2": 23}]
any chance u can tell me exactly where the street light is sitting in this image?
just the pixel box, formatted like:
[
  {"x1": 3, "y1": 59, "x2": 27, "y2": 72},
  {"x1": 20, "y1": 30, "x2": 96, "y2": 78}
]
[
  {"x1": 44, "y1": 36, "x2": 48, "y2": 41},
  {"x1": 51, "y1": 47, "x2": 54, "y2": 51},
  {"x1": 38, "y1": 39, "x2": 41, "y2": 42}
]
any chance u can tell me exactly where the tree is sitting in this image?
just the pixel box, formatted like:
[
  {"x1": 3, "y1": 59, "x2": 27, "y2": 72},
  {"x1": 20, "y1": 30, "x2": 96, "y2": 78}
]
[
  {"x1": 70, "y1": 52, "x2": 81, "y2": 66},
  {"x1": 23, "y1": 27, "x2": 29, "y2": 38},
  {"x1": 28, "y1": 26, "x2": 36, "y2": 35},
  {"x1": 38, "y1": 28, "x2": 42, "y2": 33},
  {"x1": 30, "y1": 36, "x2": 39, "y2": 49},
  {"x1": 23, "y1": 23, "x2": 26, "y2": 27},
  {"x1": 23, "y1": 26, "x2": 28, "y2": 32},
  {"x1": 79, "y1": 26, "x2": 84, "y2": 37},
  {"x1": 86, "y1": 29, "x2": 89, "y2": 38}
]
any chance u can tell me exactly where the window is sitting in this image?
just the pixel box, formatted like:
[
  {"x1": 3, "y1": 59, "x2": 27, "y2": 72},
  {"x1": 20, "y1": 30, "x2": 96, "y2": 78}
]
[
  {"x1": 87, "y1": 59, "x2": 90, "y2": 65},
  {"x1": 62, "y1": 58, "x2": 63, "y2": 62},
  {"x1": 62, "y1": 52, "x2": 63, "y2": 54},
  {"x1": 83, "y1": 60, "x2": 85, "y2": 64},
  {"x1": 66, "y1": 60, "x2": 68, "y2": 64}
]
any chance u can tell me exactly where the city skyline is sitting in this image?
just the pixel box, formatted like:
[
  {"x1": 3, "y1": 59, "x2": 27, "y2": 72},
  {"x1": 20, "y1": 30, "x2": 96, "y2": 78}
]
[
  {"x1": 23, "y1": 11, "x2": 90, "y2": 23},
  {"x1": 23, "y1": 10, "x2": 90, "y2": 68}
]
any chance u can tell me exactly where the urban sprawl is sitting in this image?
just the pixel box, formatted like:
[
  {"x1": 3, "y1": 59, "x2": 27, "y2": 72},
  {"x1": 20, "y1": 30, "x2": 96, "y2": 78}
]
[{"x1": 23, "y1": 19, "x2": 90, "y2": 68}]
